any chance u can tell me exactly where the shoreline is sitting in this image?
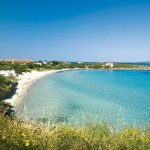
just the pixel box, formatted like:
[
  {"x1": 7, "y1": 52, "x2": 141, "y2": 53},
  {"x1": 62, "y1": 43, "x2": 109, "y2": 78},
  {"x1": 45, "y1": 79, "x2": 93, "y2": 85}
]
[
  {"x1": 4, "y1": 68, "x2": 80, "y2": 107},
  {"x1": 3, "y1": 67, "x2": 150, "y2": 108},
  {"x1": 4, "y1": 70, "x2": 63, "y2": 107}
]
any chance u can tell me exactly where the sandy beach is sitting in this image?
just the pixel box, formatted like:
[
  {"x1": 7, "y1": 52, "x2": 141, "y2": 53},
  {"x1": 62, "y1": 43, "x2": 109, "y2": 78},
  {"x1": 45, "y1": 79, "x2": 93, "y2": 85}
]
[{"x1": 4, "y1": 70, "x2": 60, "y2": 106}]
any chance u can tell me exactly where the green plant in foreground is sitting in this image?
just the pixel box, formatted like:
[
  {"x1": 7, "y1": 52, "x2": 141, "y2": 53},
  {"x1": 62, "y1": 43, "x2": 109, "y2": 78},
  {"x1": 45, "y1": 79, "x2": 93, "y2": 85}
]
[
  {"x1": 0, "y1": 114, "x2": 150, "y2": 150},
  {"x1": 114, "y1": 127, "x2": 150, "y2": 150}
]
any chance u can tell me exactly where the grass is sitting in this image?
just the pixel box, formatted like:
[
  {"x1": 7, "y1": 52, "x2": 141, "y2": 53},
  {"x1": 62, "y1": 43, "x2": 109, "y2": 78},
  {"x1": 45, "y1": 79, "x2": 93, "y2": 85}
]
[{"x1": 0, "y1": 114, "x2": 150, "y2": 150}]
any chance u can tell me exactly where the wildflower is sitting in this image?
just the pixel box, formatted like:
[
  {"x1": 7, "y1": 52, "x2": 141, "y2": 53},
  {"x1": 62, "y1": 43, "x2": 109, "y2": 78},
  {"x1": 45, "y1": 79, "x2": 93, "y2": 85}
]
[
  {"x1": 2, "y1": 136, "x2": 6, "y2": 140},
  {"x1": 24, "y1": 140, "x2": 30, "y2": 147}
]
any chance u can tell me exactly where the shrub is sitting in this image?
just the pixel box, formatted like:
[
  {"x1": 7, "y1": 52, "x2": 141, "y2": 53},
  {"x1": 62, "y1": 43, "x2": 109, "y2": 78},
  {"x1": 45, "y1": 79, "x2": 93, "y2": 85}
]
[{"x1": 0, "y1": 114, "x2": 150, "y2": 150}]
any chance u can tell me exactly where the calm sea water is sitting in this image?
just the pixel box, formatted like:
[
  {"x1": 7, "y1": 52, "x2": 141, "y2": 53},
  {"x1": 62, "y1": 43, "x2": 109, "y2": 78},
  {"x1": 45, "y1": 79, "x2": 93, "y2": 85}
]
[{"x1": 17, "y1": 70, "x2": 150, "y2": 128}]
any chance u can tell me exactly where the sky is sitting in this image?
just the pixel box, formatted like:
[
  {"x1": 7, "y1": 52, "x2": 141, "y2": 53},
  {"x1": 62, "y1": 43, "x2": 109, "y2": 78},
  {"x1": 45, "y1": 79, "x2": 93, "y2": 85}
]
[{"x1": 0, "y1": 0, "x2": 150, "y2": 62}]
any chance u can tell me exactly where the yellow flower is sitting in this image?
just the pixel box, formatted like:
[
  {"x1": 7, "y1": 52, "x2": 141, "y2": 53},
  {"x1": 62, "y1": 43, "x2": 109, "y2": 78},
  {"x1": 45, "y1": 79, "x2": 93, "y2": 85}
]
[
  {"x1": 2, "y1": 136, "x2": 6, "y2": 140},
  {"x1": 24, "y1": 140, "x2": 30, "y2": 147}
]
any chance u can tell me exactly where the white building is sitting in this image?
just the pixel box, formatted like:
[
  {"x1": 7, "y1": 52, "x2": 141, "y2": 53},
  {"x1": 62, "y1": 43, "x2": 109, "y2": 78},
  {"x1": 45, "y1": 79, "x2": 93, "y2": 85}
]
[
  {"x1": 0, "y1": 69, "x2": 17, "y2": 77},
  {"x1": 105, "y1": 62, "x2": 114, "y2": 68},
  {"x1": 43, "y1": 62, "x2": 48, "y2": 65},
  {"x1": 33, "y1": 63, "x2": 43, "y2": 66}
]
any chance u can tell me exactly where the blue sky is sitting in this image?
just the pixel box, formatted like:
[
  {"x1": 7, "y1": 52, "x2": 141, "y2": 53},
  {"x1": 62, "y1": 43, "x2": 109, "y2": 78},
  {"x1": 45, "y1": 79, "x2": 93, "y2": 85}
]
[{"x1": 0, "y1": 0, "x2": 150, "y2": 61}]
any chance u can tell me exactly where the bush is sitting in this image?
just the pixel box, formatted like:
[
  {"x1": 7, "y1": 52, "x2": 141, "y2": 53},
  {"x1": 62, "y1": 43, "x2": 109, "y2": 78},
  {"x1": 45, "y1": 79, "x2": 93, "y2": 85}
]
[
  {"x1": 0, "y1": 114, "x2": 150, "y2": 150},
  {"x1": 0, "y1": 76, "x2": 15, "y2": 101},
  {"x1": 114, "y1": 127, "x2": 150, "y2": 150},
  {"x1": 47, "y1": 127, "x2": 91, "y2": 149}
]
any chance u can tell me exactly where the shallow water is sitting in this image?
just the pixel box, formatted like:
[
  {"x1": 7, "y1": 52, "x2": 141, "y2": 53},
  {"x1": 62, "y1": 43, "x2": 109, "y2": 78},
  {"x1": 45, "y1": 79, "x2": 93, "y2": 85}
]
[{"x1": 17, "y1": 70, "x2": 150, "y2": 128}]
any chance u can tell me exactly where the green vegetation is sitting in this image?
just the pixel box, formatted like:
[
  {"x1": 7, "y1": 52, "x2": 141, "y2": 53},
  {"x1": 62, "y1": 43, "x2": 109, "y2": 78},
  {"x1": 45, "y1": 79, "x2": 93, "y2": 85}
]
[
  {"x1": 0, "y1": 61, "x2": 150, "y2": 74},
  {"x1": 113, "y1": 63, "x2": 140, "y2": 68},
  {"x1": 0, "y1": 62, "x2": 29, "y2": 74},
  {"x1": 0, "y1": 76, "x2": 16, "y2": 101},
  {"x1": 0, "y1": 114, "x2": 150, "y2": 150}
]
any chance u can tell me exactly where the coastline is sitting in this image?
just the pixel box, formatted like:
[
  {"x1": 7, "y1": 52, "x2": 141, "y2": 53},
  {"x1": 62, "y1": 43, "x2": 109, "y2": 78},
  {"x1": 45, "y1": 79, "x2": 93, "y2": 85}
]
[
  {"x1": 4, "y1": 70, "x2": 61, "y2": 107},
  {"x1": 4, "y1": 68, "x2": 80, "y2": 107},
  {"x1": 3, "y1": 67, "x2": 150, "y2": 108}
]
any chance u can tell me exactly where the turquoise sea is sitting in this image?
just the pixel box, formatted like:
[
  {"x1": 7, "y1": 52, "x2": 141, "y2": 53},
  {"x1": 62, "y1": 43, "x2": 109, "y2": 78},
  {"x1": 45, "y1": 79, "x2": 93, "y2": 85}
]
[{"x1": 17, "y1": 70, "x2": 150, "y2": 128}]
